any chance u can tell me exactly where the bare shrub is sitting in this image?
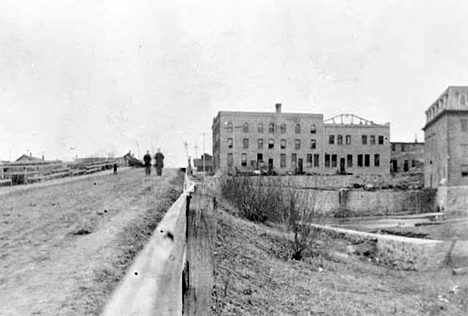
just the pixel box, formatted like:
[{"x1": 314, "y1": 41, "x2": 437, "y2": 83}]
[{"x1": 220, "y1": 176, "x2": 324, "y2": 260}]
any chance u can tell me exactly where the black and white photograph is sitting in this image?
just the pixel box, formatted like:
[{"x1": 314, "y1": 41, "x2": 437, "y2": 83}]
[{"x1": 1, "y1": 0, "x2": 468, "y2": 315}]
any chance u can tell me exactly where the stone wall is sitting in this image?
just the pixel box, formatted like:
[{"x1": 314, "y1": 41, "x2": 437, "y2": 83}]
[
  {"x1": 293, "y1": 188, "x2": 435, "y2": 216},
  {"x1": 437, "y1": 185, "x2": 468, "y2": 214},
  {"x1": 311, "y1": 224, "x2": 450, "y2": 271},
  {"x1": 243, "y1": 175, "x2": 434, "y2": 216}
]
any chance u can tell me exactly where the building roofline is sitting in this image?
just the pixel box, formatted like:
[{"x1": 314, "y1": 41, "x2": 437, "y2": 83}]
[
  {"x1": 216, "y1": 110, "x2": 323, "y2": 117},
  {"x1": 423, "y1": 109, "x2": 468, "y2": 131}
]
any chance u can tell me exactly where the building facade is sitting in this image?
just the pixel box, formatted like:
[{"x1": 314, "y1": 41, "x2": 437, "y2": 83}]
[
  {"x1": 212, "y1": 105, "x2": 391, "y2": 175},
  {"x1": 323, "y1": 114, "x2": 390, "y2": 175},
  {"x1": 193, "y1": 153, "x2": 213, "y2": 172},
  {"x1": 423, "y1": 86, "x2": 468, "y2": 188},
  {"x1": 390, "y1": 142, "x2": 424, "y2": 173}
]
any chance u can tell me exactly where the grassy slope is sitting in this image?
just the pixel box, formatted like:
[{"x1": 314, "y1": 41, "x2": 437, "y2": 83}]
[
  {"x1": 0, "y1": 169, "x2": 184, "y2": 316},
  {"x1": 212, "y1": 201, "x2": 468, "y2": 316}
]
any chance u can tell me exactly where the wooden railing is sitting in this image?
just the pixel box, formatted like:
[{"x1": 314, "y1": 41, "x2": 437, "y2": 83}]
[{"x1": 101, "y1": 171, "x2": 215, "y2": 316}]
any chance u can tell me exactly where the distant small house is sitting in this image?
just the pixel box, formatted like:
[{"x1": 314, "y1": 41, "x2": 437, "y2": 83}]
[{"x1": 193, "y1": 153, "x2": 213, "y2": 172}]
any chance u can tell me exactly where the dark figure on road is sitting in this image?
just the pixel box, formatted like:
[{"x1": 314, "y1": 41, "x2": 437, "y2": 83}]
[
  {"x1": 154, "y1": 148, "x2": 165, "y2": 176},
  {"x1": 143, "y1": 150, "x2": 152, "y2": 176},
  {"x1": 113, "y1": 163, "x2": 118, "y2": 175}
]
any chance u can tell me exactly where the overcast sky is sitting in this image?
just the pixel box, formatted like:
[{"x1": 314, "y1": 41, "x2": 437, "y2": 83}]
[{"x1": 1, "y1": 0, "x2": 468, "y2": 166}]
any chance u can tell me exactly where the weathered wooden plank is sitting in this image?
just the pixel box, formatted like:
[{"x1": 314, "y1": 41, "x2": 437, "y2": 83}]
[{"x1": 183, "y1": 192, "x2": 216, "y2": 316}]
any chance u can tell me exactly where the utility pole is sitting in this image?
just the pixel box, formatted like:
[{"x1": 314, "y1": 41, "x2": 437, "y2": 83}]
[
  {"x1": 201, "y1": 132, "x2": 206, "y2": 173},
  {"x1": 194, "y1": 145, "x2": 198, "y2": 160}
]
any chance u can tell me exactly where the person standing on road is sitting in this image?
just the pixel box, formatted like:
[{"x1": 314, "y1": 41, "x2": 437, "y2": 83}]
[
  {"x1": 154, "y1": 148, "x2": 165, "y2": 176},
  {"x1": 143, "y1": 150, "x2": 152, "y2": 176},
  {"x1": 113, "y1": 163, "x2": 118, "y2": 175}
]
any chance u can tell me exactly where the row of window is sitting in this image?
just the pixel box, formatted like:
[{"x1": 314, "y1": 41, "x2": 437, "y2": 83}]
[
  {"x1": 325, "y1": 154, "x2": 380, "y2": 168},
  {"x1": 227, "y1": 153, "x2": 381, "y2": 168},
  {"x1": 228, "y1": 138, "x2": 317, "y2": 150},
  {"x1": 427, "y1": 92, "x2": 468, "y2": 121},
  {"x1": 329, "y1": 134, "x2": 385, "y2": 145},
  {"x1": 226, "y1": 122, "x2": 317, "y2": 134}
]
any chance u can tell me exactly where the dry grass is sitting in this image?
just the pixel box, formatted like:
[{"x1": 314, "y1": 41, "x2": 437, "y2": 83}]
[
  {"x1": 211, "y1": 200, "x2": 468, "y2": 316},
  {"x1": 0, "y1": 168, "x2": 184, "y2": 316}
]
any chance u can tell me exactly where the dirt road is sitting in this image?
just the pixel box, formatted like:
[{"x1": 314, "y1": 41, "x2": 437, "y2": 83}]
[{"x1": 0, "y1": 168, "x2": 183, "y2": 316}]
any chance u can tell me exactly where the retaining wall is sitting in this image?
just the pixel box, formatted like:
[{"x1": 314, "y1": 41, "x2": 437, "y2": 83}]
[
  {"x1": 311, "y1": 224, "x2": 451, "y2": 271},
  {"x1": 272, "y1": 188, "x2": 435, "y2": 216}
]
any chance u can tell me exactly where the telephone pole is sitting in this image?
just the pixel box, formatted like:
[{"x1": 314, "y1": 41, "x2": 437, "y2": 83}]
[{"x1": 201, "y1": 132, "x2": 206, "y2": 172}]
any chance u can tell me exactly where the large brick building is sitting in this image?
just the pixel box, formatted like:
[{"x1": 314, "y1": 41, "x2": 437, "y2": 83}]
[
  {"x1": 423, "y1": 86, "x2": 468, "y2": 212},
  {"x1": 212, "y1": 104, "x2": 390, "y2": 175}
]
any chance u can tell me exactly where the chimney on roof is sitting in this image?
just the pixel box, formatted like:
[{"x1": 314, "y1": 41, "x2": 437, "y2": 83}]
[{"x1": 275, "y1": 103, "x2": 282, "y2": 113}]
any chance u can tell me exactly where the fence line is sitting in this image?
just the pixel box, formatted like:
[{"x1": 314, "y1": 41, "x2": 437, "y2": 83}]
[{"x1": 101, "y1": 171, "x2": 205, "y2": 316}]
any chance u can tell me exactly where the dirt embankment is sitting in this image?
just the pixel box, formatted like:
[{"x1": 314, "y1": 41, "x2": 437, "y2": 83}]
[
  {"x1": 0, "y1": 168, "x2": 183, "y2": 316},
  {"x1": 212, "y1": 201, "x2": 468, "y2": 316}
]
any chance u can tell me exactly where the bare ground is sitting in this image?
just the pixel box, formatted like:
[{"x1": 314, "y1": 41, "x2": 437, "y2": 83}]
[
  {"x1": 0, "y1": 168, "x2": 183, "y2": 316},
  {"x1": 212, "y1": 201, "x2": 468, "y2": 316}
]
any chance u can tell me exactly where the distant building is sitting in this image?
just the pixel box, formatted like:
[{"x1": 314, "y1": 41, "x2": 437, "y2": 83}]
[
  {"x1": 212, "y1": 104, "x2": 391, "y2": 175},
  {"x1": 390, "y1": 141, "x2": 424, "y2": 173},
  {"x1": 15, "y1": 153, "x2": 44, "y2": 163},
  {"x1": 193, "y1": 153, "x2": 213, "y2": 172},
  {"x1": 423, "y1": 86, "x2": 468, "y2": 212},
  {"x1": 323, "y1": 114, "x2": 390, "y2": 175}
]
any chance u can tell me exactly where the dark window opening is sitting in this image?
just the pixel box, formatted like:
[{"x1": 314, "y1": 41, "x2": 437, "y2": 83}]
[
  {"x1": 295, "y1": 139, "x2": 301, "y2": 150},
  {"x1": 378, "y1": 136, "x2": 384, "y2": 145},
  {"x1": 374, "y1": 154, "x2": 380, "y2": 167},
  {"x1": 291, "y1": 154, "x2": 297, "y2": 168},
  {"x1": 331, "y1": 154, "x2": 337, "y2": 168},
  {"x1": 268, "y1": 139, "x2": 274, "y2": 149},
  {"x1": 280, "y1": 124, "x2": 286, "y2": 134},
  {"x1": 347, "y1": 154, "x2": 353, "y2": 168},
  {"x1": 310, "y1": 139, "x2": 316, "y2": 149},
  {"x1": 325, "y1": 154, "x2": 330, "y2": 168},
  {"x1": 306, "y1": 154, "x2": 313, "y2": 168},
  {"x1": 241, "y1": 153, "x2": 247, "y2": 167},
  {"x1": 362, "y1": 135, "x2": 367, "y2": 145},
  {"x1": 257, "y1": 153, "x2": 263, "y2": 163},
  {"x1": 227, "y1": 138, "x2": 233, "y2": 148},
  {"x1": 243, "y1": 122, "x2": 249, "y2": 133},
  {"x1": 370, "y1": 135, "x2": 376, "y2": 145},
  {"x1": 403, "y1": 160, "x2": 409, "y2": 172},
  {"x1": 364, "y1": 154, "x2": 370, "y2": 167},
  {"x1": 310, "y1": 124, "x2": 316, "y2": 133},
  {"x1": 329, "y1": 135, "x2": 335, "y2": 145},
  {"x1": 357, "y1": 154, "x2": 363, "y2": 167},
  {"x1": 295, "y1": 124, "x2": 301, "y2": 134},
  {"x1": 280, "y1": 154, "x2": 286, "y2": 168},
  {"x1": 345, "y1": 135, "x2": 351, "y2": 145},
  {"x1": 269, "y1": 123, "x2": 275, "y2": 133},
  {"x1": 258, "y1": 123, "x2": 263, "y2": 133},
  {"x1": 280, "y1": 139, "x2": 286, "y2": 149},
  {"x1": 314, "y1": 154, "x2": 320, "y2": 167},
  {"x1": 243, "y1": 138, "x2": 249, "y2": 149},
  {"x1": 257, "y1": 139, "x2": 263, "y2": 149},
  {"x1": 337, "y1": 135, "x2": 343, "y2": 145}
]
